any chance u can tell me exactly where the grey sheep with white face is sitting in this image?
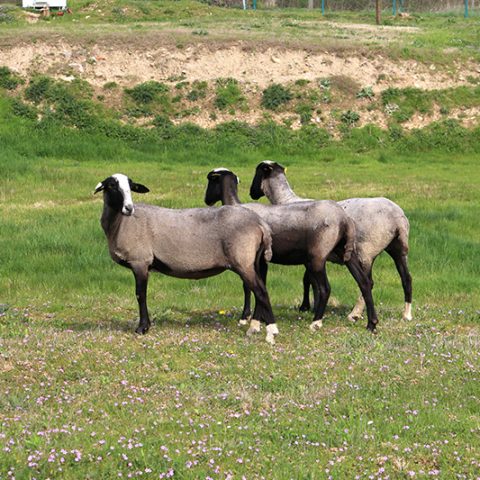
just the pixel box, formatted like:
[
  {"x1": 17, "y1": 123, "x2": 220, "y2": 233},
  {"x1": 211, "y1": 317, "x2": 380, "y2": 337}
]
[
  {"x1": 205, "y1": 168, "x2": 379, "y2": 334},
  {"x1": 250, "y1": 161, "x2": 412, "y2": 322},
  {"x1": 95, "y1": 173, "x2": 279, "y2": 344}
]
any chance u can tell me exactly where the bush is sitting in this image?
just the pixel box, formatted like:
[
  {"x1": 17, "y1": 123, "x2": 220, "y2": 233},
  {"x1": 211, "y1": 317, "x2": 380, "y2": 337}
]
[
  {"x1": 153, "y1": 115, "x2": 175, "y2": 140},
  {"x1": 357, "y1": 86, "x2": 375, "y2": 100},
  {"x1": 340, "y1": 110, "x2": 360, "y2": 126},
  {"x1": 125, "y1": 81, "x2": 169, "y2": 104},
  {"x1": 295, "y1": 103, "x2": 314, "y2": 125},
  {"x1": 25, "y1": 76, "x2": 52, "y2": 103},
  {"x1": 214, "y1": 78, "x2": 246, "y2": 111},
  {"x1": 187, "y1": 80, "x2": 208, "y2": 102},
  {"x1": 11, "y1": 99, "x2": 37, "y2": 120},
  {"x1": 0, "y1": 67, "x2": 23, "y2": 90},
  {"x1": 261, "y1": 84, "x2": 293, "y2": 110}
]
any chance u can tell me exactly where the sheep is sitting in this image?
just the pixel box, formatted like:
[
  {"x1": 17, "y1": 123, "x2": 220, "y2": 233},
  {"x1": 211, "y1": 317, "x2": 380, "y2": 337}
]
[
  {"x1": 205, "y1": 168, "x2": 379, "y2": 333},
  {"x1": 94, "y1": 173, "x2": 279, "y2": 344},
  {"x1": 250, "y1": 160, "x2": 412, "y2": 322}
]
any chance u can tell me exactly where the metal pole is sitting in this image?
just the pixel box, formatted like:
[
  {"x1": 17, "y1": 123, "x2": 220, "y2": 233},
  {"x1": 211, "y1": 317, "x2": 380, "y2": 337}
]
[
  {"x1": 321, "y1": 0, "x2": 325, "y2": 15},
  {"x1": 465, "y1": 0, "x2": 469, "y2": 18},
  {"x1": 393, "y1": 0, "x2": 397, "y2": 16},
  {"x1": 253, "y1": 0, "x2": 256, "y2": 9},
  {"x1": 399, "y1": 0, "x2": 404, "y2": 13}
]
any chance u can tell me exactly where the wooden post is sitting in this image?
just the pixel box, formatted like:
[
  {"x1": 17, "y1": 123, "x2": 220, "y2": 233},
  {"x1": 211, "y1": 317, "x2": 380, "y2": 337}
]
[
  {"x1": 308, "y1": 0, "x2": 314, "y2": 9},
  {"x1": 376, "y1": 0, "x2": 381, "y2": 25}
]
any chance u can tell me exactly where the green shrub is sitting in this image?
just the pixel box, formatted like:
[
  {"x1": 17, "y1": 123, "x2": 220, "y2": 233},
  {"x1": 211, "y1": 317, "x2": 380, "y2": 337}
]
[
  {"x1": 152, "y1": 115, "x2": 175, "y2": 139},
  {"x1": 296, "y1": 124, "x2": 330, "y2": 148},
  {"x1": 295, "y1": 103, "x2": 313, "y2": 125},
  {"x1": 0, "y1": 67, "x2": 23, "y2": 90},
  {"x1": 214, "y1": 78, "x2": 246, "y2": 111},
  {"x1": 125, "y1": 81, "x2": 169, "y2": 104},
  {"x1": 11, "y1": 99, "x2": 37, "y2": 120},
  {"x1": 103, "y1": 81, "x2": 118, "y2": 90},
  {"x1": 261, "y1": 84, "x2": 293, "y2": 110},
  {"x1": 187, "y1": 81, "x2": 208, "y2": 102},
  {"x1": 340, "y1": 110, "x2": 360, "y2": 126},
  {"x1": 25, "y1": 76, "x2": 52, "y2": 103},
  {"x1": 357, "y1": 86, "x2": 375, "y2": 100}
]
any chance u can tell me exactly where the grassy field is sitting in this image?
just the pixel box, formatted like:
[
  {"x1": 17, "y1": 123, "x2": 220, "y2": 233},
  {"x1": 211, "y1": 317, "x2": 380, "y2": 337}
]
[
  {"x1": 1, "y1": 2, "x2": 480, "y2": 479},
  {"x1": 1, "y1": 88, "x2": 479, "y2": 478}
]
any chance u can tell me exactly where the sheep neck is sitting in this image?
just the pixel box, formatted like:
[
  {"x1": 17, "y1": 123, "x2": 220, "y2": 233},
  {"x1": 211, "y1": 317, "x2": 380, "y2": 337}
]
[
  {"x1": 221, "y1": 176, "x2": 242, "y2": 206},
  {"x1": 101, "y1": 201, "x2": 123, "y2": 238},
  {"x1": 264, "y1": 175, "x2": 306, "y2": 204}
]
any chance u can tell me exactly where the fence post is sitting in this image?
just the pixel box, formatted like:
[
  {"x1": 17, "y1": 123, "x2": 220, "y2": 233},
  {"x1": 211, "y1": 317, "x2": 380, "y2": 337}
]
[
  {"x1": 393, "y1": 0, "x2": 397, "y2": 16},
  {"x1": 321, "y1": 0, "x2": 325, "y2": 15},
  {"x1": 376, "y1": 0, "x2": 381, "y2": 24},
  {"x1": 465, "y1": 0, "x2": 469, "y2": 18}
]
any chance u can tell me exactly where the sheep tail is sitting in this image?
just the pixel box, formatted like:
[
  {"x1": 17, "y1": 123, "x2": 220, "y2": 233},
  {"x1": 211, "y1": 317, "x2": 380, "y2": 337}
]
[
  {"x1": 343, "y1": 217, "x2": 356, "y2": 263},
  {"x1": 260, "y1": 222, "x2": 273, "y2": 262}
]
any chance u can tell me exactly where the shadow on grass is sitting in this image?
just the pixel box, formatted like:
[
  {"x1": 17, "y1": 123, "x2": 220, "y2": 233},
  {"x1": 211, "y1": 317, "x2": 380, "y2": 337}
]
[{"x1": 46, "y1": 307, "x2": 243, "y2": 334}]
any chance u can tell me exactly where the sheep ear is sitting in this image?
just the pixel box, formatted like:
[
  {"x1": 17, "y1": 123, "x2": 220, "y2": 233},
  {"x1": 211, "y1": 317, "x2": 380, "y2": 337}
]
[
  {"x1": 94, "y1": 182, "x2": 104, "y2": 194},
  {"x1": 131, "y1": 182, "x2": 149, "y2": 194}
]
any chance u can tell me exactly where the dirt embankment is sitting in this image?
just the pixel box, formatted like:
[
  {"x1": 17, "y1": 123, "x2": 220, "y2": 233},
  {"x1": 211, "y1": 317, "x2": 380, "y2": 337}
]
[
  {"x1": 1, "y1": 39, "x2": 477, "y2": 89},
  {"x1": 1, "y1": 38, "x2": 480, "y2": 130}
]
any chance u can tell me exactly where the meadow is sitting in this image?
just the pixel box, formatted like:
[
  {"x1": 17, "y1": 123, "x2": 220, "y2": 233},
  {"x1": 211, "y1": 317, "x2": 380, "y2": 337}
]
[
  {"x1": 1, "y1": 90, "x2": 479, "y2": 478},
  {"x1": 1, "y1": 2, "x2": 480, "y2": 479}
]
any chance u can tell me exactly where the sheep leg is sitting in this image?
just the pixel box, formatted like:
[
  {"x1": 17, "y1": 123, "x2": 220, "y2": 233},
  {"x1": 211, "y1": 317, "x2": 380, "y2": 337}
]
[
  {"x1": 345, "y1": 254, "x2": 378, "y2": 332},
  {"x1": 240, "y1": 262, "x2": 277, "y2": 344},
  {"x1": 386, "y1": 242, "x2": 413, "y2": 320},
  {"x1": 132, "y1": 265, "x2": 150, "y2": 335},
  {"x1": 239, "y1": 283, "x2": 252, "y2": 326},
  {"x1": 347, "y1": 261, "x2": 373, "y2": 322},
  {"x1": 308, "y1": 265, "x2": 331, "y2": 332},
  {"x1": 299, "y1": 269, "x2": 311, "y2": 312}
]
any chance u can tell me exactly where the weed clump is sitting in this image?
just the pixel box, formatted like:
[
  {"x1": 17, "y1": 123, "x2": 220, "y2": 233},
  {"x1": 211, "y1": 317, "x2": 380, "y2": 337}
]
[
  {"x1": 11, "y1": 98, "x2": 37, "y2": 120},
  {"x1": 0, "y1": 66, "x2": 23, "y2": 90},
  {"x1": 261, "y1": 84, "x2": 293, "y2": 110},
  {"x1": 25, "y1": 76, "x2": 52, "y2": 103},
  {"x1": 125, "y1": 81, "x2": 169, "y2": 104},
  {"x1": 214, "y1": 78, "x2": 246, "y2": 112},
  {"x1": 187, "y1": 81, "x2": 208, "y2": 102},
  {"x1": 341, "y1": 110, "x2": 360, "y2": 126}
]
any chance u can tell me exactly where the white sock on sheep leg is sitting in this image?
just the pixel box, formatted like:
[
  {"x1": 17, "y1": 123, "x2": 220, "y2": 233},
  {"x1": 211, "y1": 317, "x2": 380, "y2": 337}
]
[
  {"x1": 309, "y1": 320, "x2": 323, "y2": 332},
  {"x1": 265, "y1": 323, "x2": 279, "y2": 345},
  {"x1": 246, "y1": 319, "x2": 261, "y2": 336},
  {"x1": 238, "y1": 319, "x2": 249, "y2": 326},
  {"x1": 403, "y1": 302, "x2": 412, "y2": 321},
  {"x1": 347, "y1": 294, "x2": 365, "y2": 322}
]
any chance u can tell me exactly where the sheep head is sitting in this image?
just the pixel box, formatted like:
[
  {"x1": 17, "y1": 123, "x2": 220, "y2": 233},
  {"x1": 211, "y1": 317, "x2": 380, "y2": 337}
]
[
  {"x1": 250, "y1": 161, "x2": 286, "y2": 200},
  {"x1": 94, "y1": 173, "x2": 149, "y2": 216},
  {"x1": 204, "y1": 168, "x2": 239, "y2": 206}
]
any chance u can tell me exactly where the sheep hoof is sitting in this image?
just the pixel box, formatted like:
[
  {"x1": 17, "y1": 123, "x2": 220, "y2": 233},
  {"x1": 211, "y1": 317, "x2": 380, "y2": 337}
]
[
  {"x1": 367, "y1": 324, "x2": 377, "y2": 334},
  {"x1": 135, "y1": 325, "x2": 149, "y2": 335},
  {"x1": 403, "y1": 303, "x2": 413, "y2": 321},
  {"x1": 309, "y1": 320, "x2": 323, "y2": 332},
  {"x1": 265, "y1": 323, "x2": 279, "y2": 345},
  {"x1": 347, "y1": 314, "x2": 360, "y2": 323},
  {"x1": 246, "y1": 319, "x2": 261, "y2": 336},
  {"x1": 238, "y1": 319, "x2": 249, "y2": 326},
  {"x1": 299, "y1": 304, "x2": 310, "y2": 312}
]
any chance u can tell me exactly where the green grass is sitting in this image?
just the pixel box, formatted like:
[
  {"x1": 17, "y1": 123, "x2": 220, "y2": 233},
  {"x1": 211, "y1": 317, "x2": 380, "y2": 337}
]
[
  {"x1": 2, "y1": 2, "x2": 480, "y2": 65},
  {"x1": 0, "y1": 89, "x2": 479, "y2": 477}
]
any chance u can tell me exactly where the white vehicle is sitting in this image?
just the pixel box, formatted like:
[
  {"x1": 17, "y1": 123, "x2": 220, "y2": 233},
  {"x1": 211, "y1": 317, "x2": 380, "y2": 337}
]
[{"x1": 22, "y1": 0, "x2": 67, "y2": 10}]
